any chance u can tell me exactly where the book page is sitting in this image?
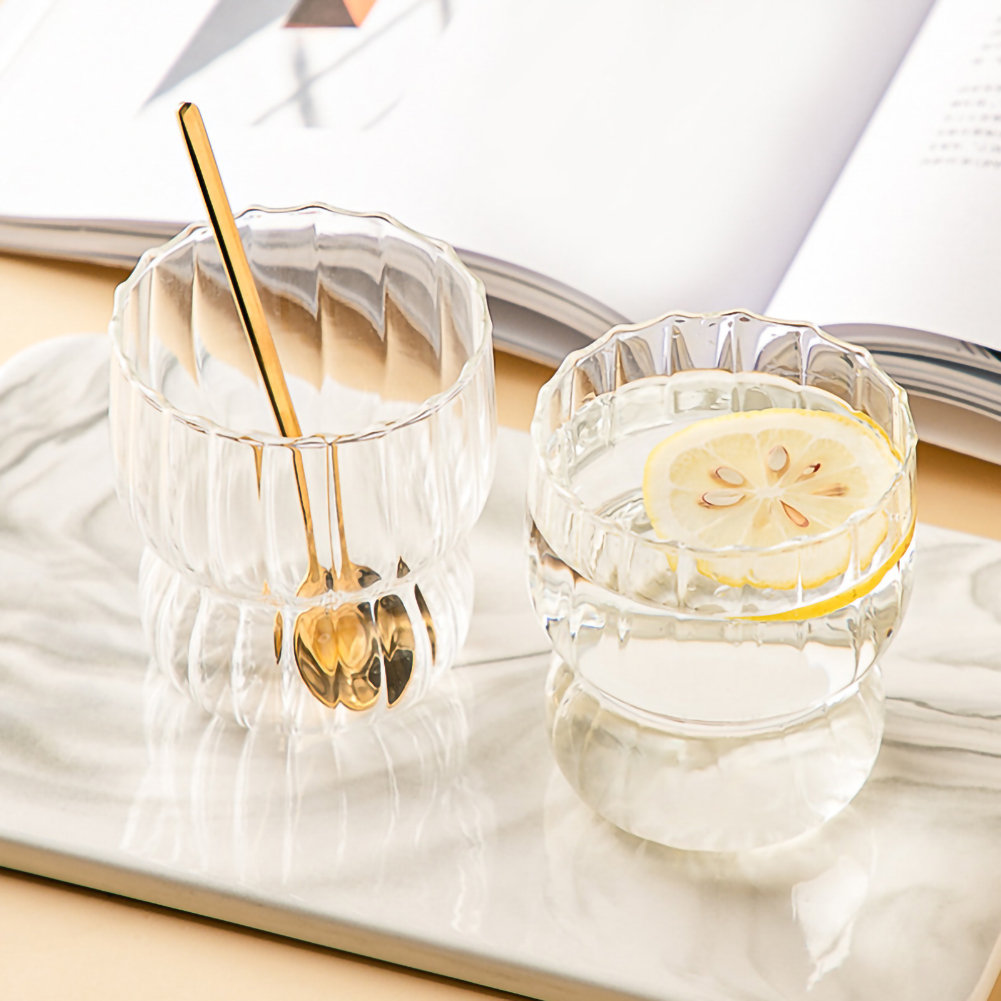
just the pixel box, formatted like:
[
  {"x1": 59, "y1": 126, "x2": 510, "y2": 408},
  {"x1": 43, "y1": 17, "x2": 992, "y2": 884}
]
[
  {"x1": 768, "y1": 0, "x2": 1001, "y2": 352},
  {"x1": 0, "y1": 0, "x2": 53, "y2": 77},
  {"x1": 0, "y1": 0, "x2": 932, "y2": 323}
]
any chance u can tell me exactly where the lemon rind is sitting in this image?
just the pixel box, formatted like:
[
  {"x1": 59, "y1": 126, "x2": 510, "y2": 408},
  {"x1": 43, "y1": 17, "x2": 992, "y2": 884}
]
[{"x1": 738, "y1": 518, "x2": 915, "y2": 622}]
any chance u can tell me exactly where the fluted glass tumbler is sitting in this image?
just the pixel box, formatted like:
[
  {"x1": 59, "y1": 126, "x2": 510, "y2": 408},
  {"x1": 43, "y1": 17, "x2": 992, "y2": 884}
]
[
  {"x1": 527, "y1": 311, "x2": 916, "y2": 851},
  {"x1": 109, "y1": 204, "x2": 496, "y2": 733}
]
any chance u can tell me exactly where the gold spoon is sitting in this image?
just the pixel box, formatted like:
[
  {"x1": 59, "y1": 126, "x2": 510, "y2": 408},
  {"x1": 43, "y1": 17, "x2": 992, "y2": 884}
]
[{"x1": 177, "y1": 101, "x2": 431, "y2": 710}]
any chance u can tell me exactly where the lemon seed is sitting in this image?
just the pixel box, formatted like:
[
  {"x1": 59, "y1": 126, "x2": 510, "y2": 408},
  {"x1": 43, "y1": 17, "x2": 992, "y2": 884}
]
[
  {"x1": 713, "y1": 465, "x2": 746, "y2": 486},
  {"x1": 767, "y1": 445, "x2": 789, "y2": 473},
  {"x1": 700, "y1": 489, "x2": 745, "y2": 508},
  {"x1": 780, "y1": 501, "x2": 809, "y2": 527}
]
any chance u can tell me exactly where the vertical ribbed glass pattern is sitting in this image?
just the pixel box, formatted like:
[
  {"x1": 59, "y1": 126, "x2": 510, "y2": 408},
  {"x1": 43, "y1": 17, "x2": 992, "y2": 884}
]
[{"x1": 109, "y1": 205, "x2": 495, "y2": 733}]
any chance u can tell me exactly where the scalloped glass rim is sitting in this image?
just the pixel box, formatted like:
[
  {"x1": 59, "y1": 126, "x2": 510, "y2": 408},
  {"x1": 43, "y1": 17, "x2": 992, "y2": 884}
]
[
  {"x1": 108, "y1": 202, "x2": 493, "y2": 448},
  {"x1": 530, "y1": 308, "x2": 918, "y2": 563}
]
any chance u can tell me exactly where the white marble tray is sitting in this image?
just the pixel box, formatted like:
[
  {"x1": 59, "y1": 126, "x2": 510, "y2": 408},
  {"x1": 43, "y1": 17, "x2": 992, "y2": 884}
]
[{"x1": 3, "y1": 334, "x2": 1001, "y2": 1001}]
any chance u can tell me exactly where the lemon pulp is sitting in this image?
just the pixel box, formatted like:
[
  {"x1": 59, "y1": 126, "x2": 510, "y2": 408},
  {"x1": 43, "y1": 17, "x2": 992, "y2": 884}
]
[{"x1": 642, "y1": 397, "x2": 906, "y2": 592}]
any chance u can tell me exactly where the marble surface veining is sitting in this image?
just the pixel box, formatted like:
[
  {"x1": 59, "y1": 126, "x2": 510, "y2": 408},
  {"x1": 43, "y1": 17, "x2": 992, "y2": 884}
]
[{"x1": 1, "y1": 335, "x2": 1001, "y2": 1001}]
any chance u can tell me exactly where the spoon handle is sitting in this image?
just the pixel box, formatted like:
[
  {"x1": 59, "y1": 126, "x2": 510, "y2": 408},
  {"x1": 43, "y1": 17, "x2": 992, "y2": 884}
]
[
  {"x1": 177, "y1": 102, "x2": 322, "y2": 575},
  {"x1": 177, "y1": 102, "x2": 302, "y2": 440}
]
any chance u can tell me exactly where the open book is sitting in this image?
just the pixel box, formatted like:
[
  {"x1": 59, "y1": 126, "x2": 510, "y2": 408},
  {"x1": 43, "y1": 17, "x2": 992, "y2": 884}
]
[{"x1": 0, "y1": 0, "x2": 998, "y2": 459}]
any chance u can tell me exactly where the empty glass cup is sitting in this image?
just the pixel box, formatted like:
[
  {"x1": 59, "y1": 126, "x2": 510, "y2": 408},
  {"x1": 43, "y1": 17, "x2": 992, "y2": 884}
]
[
  {"x1": 109, "y1": 204, "x2": 496, "y2": 733},
  {"x1": 527, "y1": 310, "x2": 916, "y2": 851}
]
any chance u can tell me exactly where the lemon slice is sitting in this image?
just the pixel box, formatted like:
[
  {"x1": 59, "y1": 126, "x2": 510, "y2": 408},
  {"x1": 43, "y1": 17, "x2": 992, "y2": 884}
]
[{"x1": 642, "y1": 407, "x2": 903, "y2": 590}]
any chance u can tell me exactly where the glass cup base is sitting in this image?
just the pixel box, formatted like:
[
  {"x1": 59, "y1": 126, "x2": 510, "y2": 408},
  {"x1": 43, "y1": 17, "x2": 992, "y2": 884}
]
[
  {"x1": 139, "y1": 544, "x2": 474, "y2": 734},
  {"x1": 545, "y1": 654, "x2": 886, "y2": 852}
]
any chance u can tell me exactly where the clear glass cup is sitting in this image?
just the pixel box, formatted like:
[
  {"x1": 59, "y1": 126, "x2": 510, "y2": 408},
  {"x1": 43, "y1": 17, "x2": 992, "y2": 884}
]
[
  {"x1": 109, "y1": 204, "x2": 496, "y2": 734},
  {"x1": 527, "y1": 310, "x2": 916, "y2": 851}
]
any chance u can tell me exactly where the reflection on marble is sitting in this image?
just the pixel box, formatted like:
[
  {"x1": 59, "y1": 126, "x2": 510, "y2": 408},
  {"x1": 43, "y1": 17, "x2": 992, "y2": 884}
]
[
  {"x1": 2, "y1": 335, "x2": 1001, "y2": 1000},
  {"x1": 122, "y1": 663, "x2": 493, "y2": 917}
]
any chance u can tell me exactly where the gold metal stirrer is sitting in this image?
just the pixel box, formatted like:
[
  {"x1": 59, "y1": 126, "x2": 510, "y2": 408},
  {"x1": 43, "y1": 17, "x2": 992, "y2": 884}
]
[{"x1": 177, "y1": 101, "x2": 430, "y2": 711}]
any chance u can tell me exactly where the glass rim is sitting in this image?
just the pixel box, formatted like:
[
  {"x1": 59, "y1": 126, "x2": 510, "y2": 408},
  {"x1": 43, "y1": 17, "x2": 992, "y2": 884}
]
[
  {"x1": 108, "y1": 202, "x2": 493, "y2": 448},
  {"x1": 530, "y1": 308, "x2": 918, "y2": 562}
]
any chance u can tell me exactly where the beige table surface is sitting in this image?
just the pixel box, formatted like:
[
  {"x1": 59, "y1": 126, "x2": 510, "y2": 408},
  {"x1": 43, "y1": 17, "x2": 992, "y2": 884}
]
[{"x1": 1, "y1": 252, "x2": 999, "y2": 1000}]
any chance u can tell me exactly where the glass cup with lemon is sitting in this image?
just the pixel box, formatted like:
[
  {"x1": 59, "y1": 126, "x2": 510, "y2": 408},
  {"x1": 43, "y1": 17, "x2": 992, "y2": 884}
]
[{"x1": 527, "y1": 310, "x2": 916, "y2": 852}]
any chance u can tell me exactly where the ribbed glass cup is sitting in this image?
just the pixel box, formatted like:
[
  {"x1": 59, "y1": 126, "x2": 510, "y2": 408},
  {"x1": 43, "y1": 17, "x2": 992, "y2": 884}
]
[
  {"x1": 109, "y1": 204, "x2": 496, "y2": 734},
  {"x1": 527, "y1": 310, "x2": 916, "y2": 851}
]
